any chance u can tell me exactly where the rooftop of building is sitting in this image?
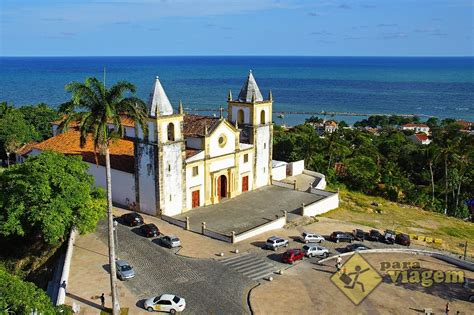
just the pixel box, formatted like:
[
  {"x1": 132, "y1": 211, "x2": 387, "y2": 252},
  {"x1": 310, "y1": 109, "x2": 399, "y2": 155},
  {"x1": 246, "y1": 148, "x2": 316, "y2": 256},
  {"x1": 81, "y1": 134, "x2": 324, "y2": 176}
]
[
  {"x1": 31, "y1": 127, "x2": 135, "y2": 173},
  {"x1": 402, "y1": 123, "x2": 429, "y2": 128}
]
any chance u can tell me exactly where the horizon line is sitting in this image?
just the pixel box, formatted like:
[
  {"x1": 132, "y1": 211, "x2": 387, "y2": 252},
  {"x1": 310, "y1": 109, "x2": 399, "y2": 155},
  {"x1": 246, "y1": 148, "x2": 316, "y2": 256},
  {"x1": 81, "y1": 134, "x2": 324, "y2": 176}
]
[{"x1": 1, "y1": 54, "x2": 473, "y2": 58}]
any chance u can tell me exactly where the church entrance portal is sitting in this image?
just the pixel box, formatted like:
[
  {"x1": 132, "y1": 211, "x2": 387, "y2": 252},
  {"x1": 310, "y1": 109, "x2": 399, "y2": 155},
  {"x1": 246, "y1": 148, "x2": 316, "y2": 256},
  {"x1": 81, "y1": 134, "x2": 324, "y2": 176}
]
[{"x1": 217, "y1": 175, "x2": 227, "y2": 200}]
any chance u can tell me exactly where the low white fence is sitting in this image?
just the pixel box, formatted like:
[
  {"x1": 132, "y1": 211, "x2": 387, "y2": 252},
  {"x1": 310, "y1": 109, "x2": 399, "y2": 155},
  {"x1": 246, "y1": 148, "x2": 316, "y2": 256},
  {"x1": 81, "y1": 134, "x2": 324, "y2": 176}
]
[
  {"x1": 302, "y1": 170, "x2": 326, "y2": 189},
  {"x1": 161, "y1": 214, "x2": 186, "y2": 229},
  {"x1": 272, "y1": 164, "x2": 287, "y2": 181},
  {"x1": 56, "y1": 227, "x2": 77, "y2": 305},
  {"x1": 233, "y1": 215, "x2": 287, "y2": 243},
  {"x1": 286, "y1": 160, "x2": 305, "y2": 176},
  {"x1": 302, "y1": 193, "x2": 339, "y2": 216},
  {"x1": 203, "y1": 228, "x2": 232, "y2": 243}
]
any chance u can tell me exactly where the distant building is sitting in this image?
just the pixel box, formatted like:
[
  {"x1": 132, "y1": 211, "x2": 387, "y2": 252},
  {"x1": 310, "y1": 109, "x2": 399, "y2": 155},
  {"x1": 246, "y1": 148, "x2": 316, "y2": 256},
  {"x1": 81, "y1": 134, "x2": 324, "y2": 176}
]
[
  {"x1": 401, "y1": 123, "x2": 430, "y2": 134},
  {"x1": 324, "y1": 121, "x2": 338, "y2": 134},
  {"x1": 408, "y1": 133, "x2": 431, "y2": 145}
]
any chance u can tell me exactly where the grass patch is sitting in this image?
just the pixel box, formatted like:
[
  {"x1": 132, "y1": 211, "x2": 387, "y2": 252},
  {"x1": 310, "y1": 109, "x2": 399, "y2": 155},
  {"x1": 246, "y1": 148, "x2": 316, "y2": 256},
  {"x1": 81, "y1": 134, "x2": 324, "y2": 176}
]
[{"x1": 322, "y1": 188, "x2": 474, "y2": 257}]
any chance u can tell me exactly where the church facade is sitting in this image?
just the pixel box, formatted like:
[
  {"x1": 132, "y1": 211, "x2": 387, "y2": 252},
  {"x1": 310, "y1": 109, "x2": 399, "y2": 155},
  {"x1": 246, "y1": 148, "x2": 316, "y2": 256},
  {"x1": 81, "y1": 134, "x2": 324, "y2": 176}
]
[
  {"x1": 135, "y1": 71, "x2": 273, "y2": 216},
  {"x1": 19, "y1": 72, "x2": 274, "y2": 217}
]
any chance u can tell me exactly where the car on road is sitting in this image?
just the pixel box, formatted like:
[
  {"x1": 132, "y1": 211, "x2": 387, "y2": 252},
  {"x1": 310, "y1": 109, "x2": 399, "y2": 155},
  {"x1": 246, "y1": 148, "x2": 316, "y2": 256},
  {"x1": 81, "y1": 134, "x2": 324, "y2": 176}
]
[
  {"x1": 395, "y1": 233, "x2": 411, "y2": 246},
  {"x1": 383, "y1": 230, "x2": 396, "y2": 244},
  {"x1": 302, "y1": 243, "x2": 330, "y2": 257},
  {"x1": 352, "y1": 229, "x2": 365, "y2": 241},
  {"x1": 282, "y1": 248, "x2": 305, "y2": 264},
  {"x1": 265, "y1": 236, "x2": 289, "y2": 251},
  {"x1": 144, "y1": 294, "x2": 186, "y2": 314},
  {"x1": 140, "y1": 223, "x2": 160, "y2": 238},
  {"x1": 121, "y1": 212, "x2": 144, "y2": 226},
  {"x1": 345, "y1": 243, "x2": 370, "y2": 252},
  {"x1": 159, "y1": 235, "x2": 181, "y2": 248},
  {"x1": 115, "y1": 260, "x2": 135, "y2": 280},
  {"x1": 368, "y1": 229, "x2": 383, "y2": 242},
  {"x1": 298, "y1": 232, "x2": 325, "y2": 243},
  {"x1": 329, "y1": 231, "x2": 354, "y2": 243}
]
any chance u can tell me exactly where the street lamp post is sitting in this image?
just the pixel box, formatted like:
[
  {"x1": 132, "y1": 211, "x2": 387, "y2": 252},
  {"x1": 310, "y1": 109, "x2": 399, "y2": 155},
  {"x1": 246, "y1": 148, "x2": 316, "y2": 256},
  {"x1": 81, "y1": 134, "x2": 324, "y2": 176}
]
[{"x1": 113, "y1": 220, "x2": 119, "y2": 259}]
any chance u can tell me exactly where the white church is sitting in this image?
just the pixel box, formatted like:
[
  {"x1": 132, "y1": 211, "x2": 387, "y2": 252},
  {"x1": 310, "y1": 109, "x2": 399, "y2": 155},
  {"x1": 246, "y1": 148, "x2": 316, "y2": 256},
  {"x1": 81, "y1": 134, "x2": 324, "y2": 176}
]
[{"x1": 19, "y1": 71, "x2": 274, "y2": 217}]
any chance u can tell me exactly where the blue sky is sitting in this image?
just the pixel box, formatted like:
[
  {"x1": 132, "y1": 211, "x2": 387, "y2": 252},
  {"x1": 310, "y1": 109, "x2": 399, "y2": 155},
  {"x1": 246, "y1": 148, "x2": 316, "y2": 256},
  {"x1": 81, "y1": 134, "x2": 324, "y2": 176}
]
[{"x1": 1, "y1": 0, "x2": 473, "y2": 56}]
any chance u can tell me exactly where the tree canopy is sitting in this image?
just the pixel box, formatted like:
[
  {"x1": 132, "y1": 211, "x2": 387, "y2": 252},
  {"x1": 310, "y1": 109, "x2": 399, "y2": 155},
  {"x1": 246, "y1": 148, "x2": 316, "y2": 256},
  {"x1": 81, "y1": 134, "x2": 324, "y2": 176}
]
[
  {"x1": 0, "y1": 151, "x2": 106, "y2": 245},
  {"x1": 273, "y1": 116, "x2": 474, "y2": 218},
  {"x1": 0, "y1": 267, "x2": 72, "y2": 314}
]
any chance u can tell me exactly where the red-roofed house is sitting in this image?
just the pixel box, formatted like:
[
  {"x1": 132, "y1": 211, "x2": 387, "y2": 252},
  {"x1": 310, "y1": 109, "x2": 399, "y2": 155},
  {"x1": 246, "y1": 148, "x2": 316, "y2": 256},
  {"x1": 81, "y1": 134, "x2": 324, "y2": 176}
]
[
  {"x1": 408, "y1": 133, "x2": 431, "y2": 145},
  {"x1": 401, "y1": 123, "x2": 430, "y2": 134}
]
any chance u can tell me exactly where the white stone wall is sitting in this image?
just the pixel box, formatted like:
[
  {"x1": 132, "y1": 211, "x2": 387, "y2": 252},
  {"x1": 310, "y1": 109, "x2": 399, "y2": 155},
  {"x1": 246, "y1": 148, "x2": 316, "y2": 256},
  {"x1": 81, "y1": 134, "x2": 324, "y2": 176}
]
[
  {"x1": 159, "y1": 121, "x2": 182, "y2": 144},
  {"x1": 255, "y1": 126, "x2": 270, "y2": 188},
  {"x1": 87, "y1": 163, "x2": 136, "y2": 207},
  {"x1": 208, "y1": 123, "x2": 236, "y2": 158},
  {"x1": 239, "y1": 151, "x2": 253, "y2": 174},
  {"x1": 124, "y1": 126, "x2": 135, "y2": 138},
  {"x1": 210, "y1": 156, "x2": 234, "y2": 172},
  {"x1": 147, "y1": 122, "x2": 156, "y2": 143},
  {"x1": 161, "y1": 143, "x2": 184, "y2": 216},
  {"x1": 185, "y1": 164, "x2": 204, "y2": 209},
  {"x1": 272, "y1": 164, "x2": 287, "y2": 181},
  {"x1": 234, "y1": 216, "x2": 286, "y2": 243},
  {"x1": 302, "y1": 193, "x2": 339, "y2": 216},
  {"x1": 287, "y1": 160, "x2": 305, "y2": 176},
  {"x1": 136, "y1": 143, "x2": 157, "y2": 215}
]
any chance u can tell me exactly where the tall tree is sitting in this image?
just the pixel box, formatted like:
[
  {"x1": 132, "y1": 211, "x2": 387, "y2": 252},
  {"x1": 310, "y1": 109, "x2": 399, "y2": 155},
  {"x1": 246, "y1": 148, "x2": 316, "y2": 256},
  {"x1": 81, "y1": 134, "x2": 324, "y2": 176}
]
[
  {"x1": 0, "y1": 151, "x2": 106, "y2": 244},
  {"x1": 59, "y1": 77, "x2": 148, "y2": 315}
]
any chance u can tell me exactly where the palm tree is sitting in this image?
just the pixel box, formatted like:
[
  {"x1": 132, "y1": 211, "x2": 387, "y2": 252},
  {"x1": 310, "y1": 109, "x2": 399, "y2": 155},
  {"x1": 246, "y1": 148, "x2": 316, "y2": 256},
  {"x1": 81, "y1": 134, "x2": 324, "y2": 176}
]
[{"x1": 60, "y1": 77, "x2": 148, "y2": 315}]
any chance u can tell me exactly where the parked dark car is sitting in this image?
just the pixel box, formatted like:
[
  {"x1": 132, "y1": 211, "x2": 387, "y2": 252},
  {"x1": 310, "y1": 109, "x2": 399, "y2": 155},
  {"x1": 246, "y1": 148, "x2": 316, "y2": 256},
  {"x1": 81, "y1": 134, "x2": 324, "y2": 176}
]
[
  {"x1": 345, "y1": 243, "x2": 370, "y2": 252},
  {"x1": 121, "y1": 212, "x2": 144, "y2": 227},
  {"x1": 140, "y1": 223, "x2": 160, "y2": 238},
  {"x1": 282, "y1": 249, "x2": 305, "y2": 264},
  {"x1": 368, "y1": 229, "x2": 383, "y2": 242},
  {"x1": 329, "y1": 231, "x2": 354, "y2": 243},
  {"x1": 395, "y1": 233, "x2": 411, "y2": 246},
  {"x1": 383, "y1": 230, "x2": 396, "y2": 244},
  {"x1": 352, "y1": 229, "x2": 365, "y2": 241}
]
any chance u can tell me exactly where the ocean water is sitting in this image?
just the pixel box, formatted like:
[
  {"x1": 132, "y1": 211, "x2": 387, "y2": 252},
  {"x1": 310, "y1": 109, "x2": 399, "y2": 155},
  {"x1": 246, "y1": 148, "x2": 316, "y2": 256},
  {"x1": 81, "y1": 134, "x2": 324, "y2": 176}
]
[{"x1": 0, "y1": 56, "x2": 473, "y2": 125}]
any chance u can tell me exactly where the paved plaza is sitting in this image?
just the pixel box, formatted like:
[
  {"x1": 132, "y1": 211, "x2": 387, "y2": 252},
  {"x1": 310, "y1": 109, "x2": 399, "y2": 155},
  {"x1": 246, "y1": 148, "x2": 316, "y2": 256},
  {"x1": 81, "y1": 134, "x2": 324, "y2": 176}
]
[{"x1": 175, "y1": 185, "x2": 324, "y2": 234}]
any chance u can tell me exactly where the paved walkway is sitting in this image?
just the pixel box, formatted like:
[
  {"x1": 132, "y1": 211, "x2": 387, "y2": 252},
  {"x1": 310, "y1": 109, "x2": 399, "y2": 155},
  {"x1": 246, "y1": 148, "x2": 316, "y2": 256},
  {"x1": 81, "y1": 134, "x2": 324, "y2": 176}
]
[
  {"x1": 175, "y1": 185, "x2": 324, "y2": 234},
  {"x1": 250, "y1": 253, "x2": 474, "y2": 315}
]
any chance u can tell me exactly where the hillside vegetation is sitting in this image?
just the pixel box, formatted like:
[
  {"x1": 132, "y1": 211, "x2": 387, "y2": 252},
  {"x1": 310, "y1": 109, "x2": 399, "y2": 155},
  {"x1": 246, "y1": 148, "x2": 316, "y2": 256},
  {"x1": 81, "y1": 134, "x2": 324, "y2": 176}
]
[{"x1": 323, "y1": 188, "x2": 474, "y2": 257}]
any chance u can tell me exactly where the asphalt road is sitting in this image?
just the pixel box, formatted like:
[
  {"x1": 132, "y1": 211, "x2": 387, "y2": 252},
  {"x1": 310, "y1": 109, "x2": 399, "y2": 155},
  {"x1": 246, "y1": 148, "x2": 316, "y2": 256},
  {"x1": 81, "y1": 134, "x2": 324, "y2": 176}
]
[{"x1": 96, "y1": 221, "x2": 255, "y2": 315}]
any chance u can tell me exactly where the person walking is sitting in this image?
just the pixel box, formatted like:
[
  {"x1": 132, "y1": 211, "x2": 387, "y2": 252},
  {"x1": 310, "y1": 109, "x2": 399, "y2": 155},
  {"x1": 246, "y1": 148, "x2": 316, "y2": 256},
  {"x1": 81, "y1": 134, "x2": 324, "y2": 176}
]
[
  {"x1": 335, "y1": 256, "x2": 342, "y2": 273},
  {"x1": 100, "y1": 293, "x2": 105, "y2": 309},
  {"x1": 445, "y1": 301, "x2": 450, "y2": 315}
]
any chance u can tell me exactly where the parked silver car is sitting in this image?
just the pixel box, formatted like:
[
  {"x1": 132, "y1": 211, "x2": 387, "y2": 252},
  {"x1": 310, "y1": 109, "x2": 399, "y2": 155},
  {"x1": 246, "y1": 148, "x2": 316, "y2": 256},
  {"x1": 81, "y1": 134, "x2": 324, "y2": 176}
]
[
  {"x1": 265, "y1": 236, "x2": 289, "y2": 251},
  {"x1": 299, "y1": 232, "x2": 325, "y2": 243},
  {"x1": 302, "y1": 243, "x2": 330, "y2": 257},
  {"x1": 116, "y1": 260, "x2": 135, "y2": 280},
  {"x1": 160, "y1": 235, "x2": 181, "y2": 248}
]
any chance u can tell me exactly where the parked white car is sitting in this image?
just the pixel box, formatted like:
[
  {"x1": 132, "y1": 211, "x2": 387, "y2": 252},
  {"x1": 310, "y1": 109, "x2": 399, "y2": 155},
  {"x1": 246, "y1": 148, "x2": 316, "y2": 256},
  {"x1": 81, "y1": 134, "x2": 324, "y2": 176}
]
[
  {"x1": 299, "y1": 232, "x2": 325, "y2": 243},
  {"x1": 144, "y1": 294, "x2": 186, "y2": 314},
  {"x1": 302, "y1": 243, "x2": 330, "y2": 257}
]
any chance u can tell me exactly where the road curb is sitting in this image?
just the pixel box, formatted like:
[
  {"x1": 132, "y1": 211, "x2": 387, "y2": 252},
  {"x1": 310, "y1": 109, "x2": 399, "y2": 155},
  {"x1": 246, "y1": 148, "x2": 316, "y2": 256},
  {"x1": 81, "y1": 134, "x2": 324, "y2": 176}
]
[{"x1": 317, "y1": 248, "x2": 474, "y2": 271}]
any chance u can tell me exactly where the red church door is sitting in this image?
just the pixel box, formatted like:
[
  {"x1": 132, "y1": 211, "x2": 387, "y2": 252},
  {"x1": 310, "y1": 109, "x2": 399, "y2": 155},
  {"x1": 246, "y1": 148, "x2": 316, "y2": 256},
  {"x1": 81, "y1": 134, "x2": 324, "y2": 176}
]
[
  {"x1": 192, "y1": 190, "x2": 200, "y2": 208},
  {"x1": 242, "y1": 176, "x2": 249, "y2": 192}
]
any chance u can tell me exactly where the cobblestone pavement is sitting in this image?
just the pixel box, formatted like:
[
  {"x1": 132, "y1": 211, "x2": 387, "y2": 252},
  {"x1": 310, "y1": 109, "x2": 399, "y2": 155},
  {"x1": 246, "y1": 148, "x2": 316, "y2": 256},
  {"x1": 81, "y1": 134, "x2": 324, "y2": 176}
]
[{"x1": 96, "y1": 221, "x2": 255, "y2": 315}]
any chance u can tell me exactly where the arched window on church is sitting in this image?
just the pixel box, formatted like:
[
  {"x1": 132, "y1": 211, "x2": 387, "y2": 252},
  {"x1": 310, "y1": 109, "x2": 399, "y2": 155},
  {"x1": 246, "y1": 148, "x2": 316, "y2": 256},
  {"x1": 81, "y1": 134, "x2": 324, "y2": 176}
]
[
  {"x1": 167, "y1": 122, "x2": 175, "y2": 141},
  {"x1": 260, "y1": 110, "x2": 266, "y2": 124},
  {"x1": 237, "y1": 109, "x2": 244, "y2": 125}
]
